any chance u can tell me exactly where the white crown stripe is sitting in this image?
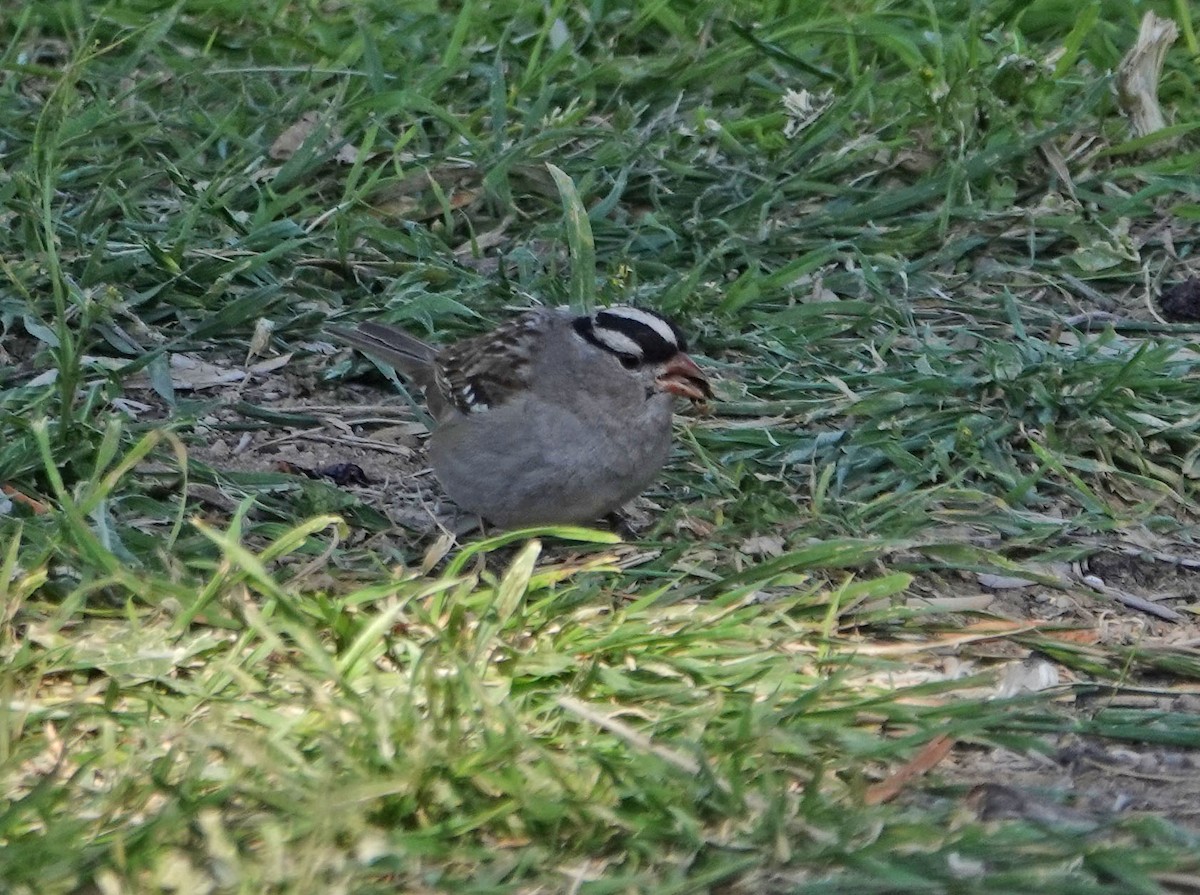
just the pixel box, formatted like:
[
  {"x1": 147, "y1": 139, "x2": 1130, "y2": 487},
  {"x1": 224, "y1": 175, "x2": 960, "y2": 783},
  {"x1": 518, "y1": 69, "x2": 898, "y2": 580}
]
[
  {"x1": 592, "y1": 328, "x2": 644, "y2": 357},
  {"x1": 600, "y1": 307, "x2": 678, "y2": 346}
]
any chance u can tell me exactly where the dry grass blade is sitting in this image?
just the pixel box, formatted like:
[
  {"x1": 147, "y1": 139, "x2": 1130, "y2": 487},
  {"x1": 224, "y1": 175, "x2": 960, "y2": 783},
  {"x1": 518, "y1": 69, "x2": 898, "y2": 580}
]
[{"x1": 1117, "y1": 12, "x2": 1180, "y2": 137}]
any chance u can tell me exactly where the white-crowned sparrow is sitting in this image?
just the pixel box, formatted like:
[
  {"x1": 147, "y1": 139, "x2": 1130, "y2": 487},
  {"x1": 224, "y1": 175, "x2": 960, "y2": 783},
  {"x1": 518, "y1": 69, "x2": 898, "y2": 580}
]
[{"x1": 330, "y1": 305, "x2": 711, "y2": 528}]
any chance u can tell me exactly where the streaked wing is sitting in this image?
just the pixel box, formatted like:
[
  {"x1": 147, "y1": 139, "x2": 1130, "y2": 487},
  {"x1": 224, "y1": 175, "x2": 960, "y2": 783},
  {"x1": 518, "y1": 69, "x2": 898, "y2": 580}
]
[{"x1": 436, "y1": 311, "x2": 548, "y2": 414}]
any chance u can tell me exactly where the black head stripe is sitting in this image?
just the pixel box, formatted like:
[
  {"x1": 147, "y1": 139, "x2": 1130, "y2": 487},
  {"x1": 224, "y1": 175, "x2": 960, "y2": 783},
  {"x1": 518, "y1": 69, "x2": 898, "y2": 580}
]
[
  {"x1": 588, "y1": 308, "x2": 684, "y2": 364},
  {"x1": 572, "y1": 314, "x2": 644, "y2": 364},
  {"x1": 571, "y1": 315, "x2": 606, "y2": 355}
]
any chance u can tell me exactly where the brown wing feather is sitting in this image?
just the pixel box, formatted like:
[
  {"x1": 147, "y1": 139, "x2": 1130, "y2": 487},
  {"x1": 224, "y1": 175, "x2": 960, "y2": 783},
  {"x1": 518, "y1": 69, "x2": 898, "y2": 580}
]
[{"x1": 437, "y1": 311, "x2": 548, "y2": 414}]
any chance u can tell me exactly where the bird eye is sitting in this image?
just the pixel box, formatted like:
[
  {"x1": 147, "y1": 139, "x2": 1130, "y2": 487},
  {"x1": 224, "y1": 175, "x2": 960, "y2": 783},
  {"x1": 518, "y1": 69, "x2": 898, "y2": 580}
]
[{"x1": 619, "y1": 355, "x2": 640, "y2": 369}]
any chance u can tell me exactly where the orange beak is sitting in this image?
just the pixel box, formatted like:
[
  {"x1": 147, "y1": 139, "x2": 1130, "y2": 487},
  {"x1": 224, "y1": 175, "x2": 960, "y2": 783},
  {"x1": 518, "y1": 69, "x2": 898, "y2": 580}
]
[{"x1": 656, "y1": 353, "x2": 712, "y2": 404}]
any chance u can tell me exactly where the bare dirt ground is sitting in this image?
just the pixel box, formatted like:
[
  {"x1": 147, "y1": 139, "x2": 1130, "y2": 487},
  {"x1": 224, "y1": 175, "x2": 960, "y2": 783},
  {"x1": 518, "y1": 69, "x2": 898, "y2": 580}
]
[
  {"x1": 159, "y1": 349, "x2": 457, "y2": 538},
  {"x1": 911, "y1": 556, "x2": 1200, "y2": 832},
  {"x1": 945, "y1": 722, "x2": 1200, "y2": 832}
]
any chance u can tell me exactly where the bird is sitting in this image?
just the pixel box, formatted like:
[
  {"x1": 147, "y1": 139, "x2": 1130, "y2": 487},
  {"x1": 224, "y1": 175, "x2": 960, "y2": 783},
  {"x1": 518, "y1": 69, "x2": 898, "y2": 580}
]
[{"x1": 329, "y1": 305, "x2": 712, "y2": 529}]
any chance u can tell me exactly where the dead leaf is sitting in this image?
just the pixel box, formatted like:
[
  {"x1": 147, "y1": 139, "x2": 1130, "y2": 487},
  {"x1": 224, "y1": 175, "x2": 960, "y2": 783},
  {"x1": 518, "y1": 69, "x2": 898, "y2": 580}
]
[
  {"x1": 993, "y1": 658, "x2": 1060, "y2": 699},
  {"x1": 805, "y1": 275, "x2": 839, "y2": 303},
  {"x1": 269, "y1": 111, "x2": 321, "y2": 160},
  {"x1": 371, "y1": 422, "x2": 429, "y2": 442},
  {"x1": 110, "y1": 397, "x2": 155, "y2": 418},
  {"x1": 247, "y1": 318, "x2": 274, "y2": 359},
  {"x1": 166, "y1": 354, "x2": 244, "y2": 390},
  {"x1": 247, "y1": 353, "x2": 292, "y2": 376},
  {"x1": 122, "y1": 353, "x2": 292, "y2": 391},
  {"x1": 674, "y1": 516, "x2": 715, "y2": 538},
  {"x1": 739, "y1": 534, "x2": 786, "y2": 557},
  {"x1": 421, "y1": 531, "x2": 456, "y2": 574},
  {"x1": 781, "y1": 88, "x2": 832, "y2": 137},
  {"x1": 369, "y1": 164, "x2": 483, "y2": 221},
  {"x1": 269, "y1": 111, "x2": 361, "y2": 164}
]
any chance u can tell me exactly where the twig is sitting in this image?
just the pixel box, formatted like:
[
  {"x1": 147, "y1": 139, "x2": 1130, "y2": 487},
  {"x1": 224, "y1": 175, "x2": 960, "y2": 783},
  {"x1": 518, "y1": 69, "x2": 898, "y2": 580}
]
[
  {"x1": 1075, "y1": 568, "x2": 1186, "y2": 623},
  {"x1": 865, "y1": 735, "x2": 955, "y2": 805}
]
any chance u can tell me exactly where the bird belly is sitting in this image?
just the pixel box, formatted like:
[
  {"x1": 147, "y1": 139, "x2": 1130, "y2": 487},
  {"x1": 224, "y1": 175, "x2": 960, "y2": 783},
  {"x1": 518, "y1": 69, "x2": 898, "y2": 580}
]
[{"x1": 428, "y1": 399, "x2": 674, "y2": 528}]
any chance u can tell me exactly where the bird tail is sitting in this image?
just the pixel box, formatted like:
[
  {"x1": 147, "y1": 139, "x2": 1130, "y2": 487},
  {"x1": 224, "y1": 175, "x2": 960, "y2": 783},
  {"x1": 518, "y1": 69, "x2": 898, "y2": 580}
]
[{"x1": 328, "y1": 322, "x2": 439, "y2": 381}]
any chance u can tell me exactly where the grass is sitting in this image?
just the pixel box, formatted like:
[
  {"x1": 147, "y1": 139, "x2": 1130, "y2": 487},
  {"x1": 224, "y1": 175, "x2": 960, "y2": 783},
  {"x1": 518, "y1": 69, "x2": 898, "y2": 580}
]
[{"x1": 3, "y1": 0, "x2": 1200, "y2": 891}]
